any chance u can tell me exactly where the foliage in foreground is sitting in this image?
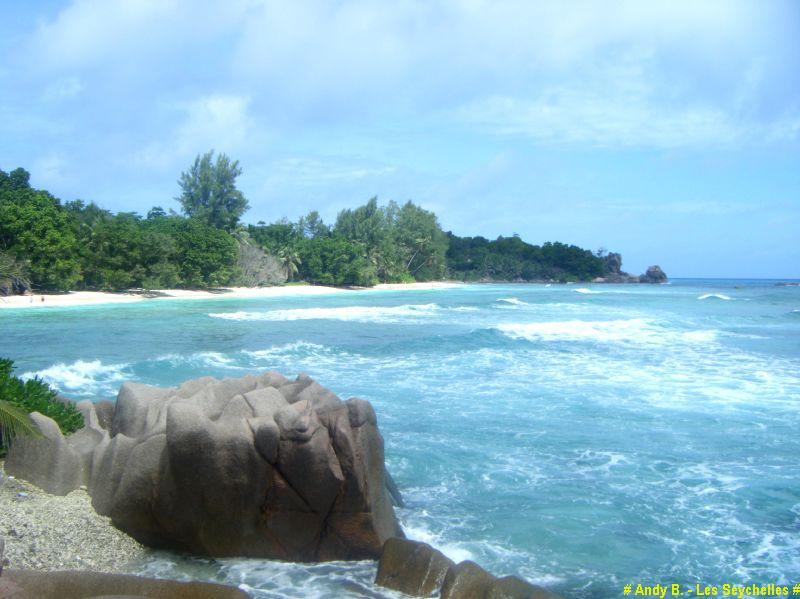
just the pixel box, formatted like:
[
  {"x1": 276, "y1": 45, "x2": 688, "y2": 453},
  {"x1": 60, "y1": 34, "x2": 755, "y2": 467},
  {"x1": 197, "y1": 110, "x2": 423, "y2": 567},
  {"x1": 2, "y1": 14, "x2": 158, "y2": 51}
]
[{"x1": 0, "y1": 358, "x2": 83, "y2": 456}]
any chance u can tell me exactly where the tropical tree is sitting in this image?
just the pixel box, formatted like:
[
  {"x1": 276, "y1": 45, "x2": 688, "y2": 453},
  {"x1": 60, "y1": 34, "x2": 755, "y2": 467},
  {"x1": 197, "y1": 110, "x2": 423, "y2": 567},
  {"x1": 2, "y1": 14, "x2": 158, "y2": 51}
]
[
  {"x1": 0, "y1": 185, "x2": 81, "y2": 291},
  {"x1": 177, "y1": 151, "x2": 250, "y2": 231},
  {"x1": 394, "y1": 201, "x2": 448, "y2": 281},
  {"x1": 277, "y1": 246, "x2": 302, "y2": 281}
]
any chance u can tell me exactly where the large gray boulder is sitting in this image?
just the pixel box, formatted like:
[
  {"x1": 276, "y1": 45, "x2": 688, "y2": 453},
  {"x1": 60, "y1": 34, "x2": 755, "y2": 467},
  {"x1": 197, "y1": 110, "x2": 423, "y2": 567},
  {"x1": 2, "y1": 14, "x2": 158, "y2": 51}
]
[
  {"x1": 86, "y1": 372, "x2": 403, "y2": 560},
  {"x1": 5, "y1": 413, "x2": 84, "y2": 495},
  {"x1": 5, "y1": 400, "x2": 108, "y2": 496}
]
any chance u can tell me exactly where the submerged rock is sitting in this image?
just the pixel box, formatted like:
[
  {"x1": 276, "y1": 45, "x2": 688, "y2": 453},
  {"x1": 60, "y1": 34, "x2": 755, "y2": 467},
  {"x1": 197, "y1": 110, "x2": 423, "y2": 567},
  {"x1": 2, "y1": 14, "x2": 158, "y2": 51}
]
[{"x1": 6, "y1": 372, "x2": 403, "y2": 560}]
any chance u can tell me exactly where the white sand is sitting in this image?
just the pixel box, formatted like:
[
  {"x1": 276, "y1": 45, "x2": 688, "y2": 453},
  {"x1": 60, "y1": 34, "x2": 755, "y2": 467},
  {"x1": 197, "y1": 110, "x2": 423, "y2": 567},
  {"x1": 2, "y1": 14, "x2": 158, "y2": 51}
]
[{"x1": 0, "y1": 282, "x2": 463, "y2": 310}]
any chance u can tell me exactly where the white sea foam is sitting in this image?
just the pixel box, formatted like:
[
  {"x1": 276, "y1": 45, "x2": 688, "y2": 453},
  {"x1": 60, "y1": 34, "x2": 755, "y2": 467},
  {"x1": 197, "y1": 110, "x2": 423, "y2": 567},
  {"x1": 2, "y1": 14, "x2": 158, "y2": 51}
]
[
  {"x1": 209, "y1": 303, "x2": 441, "y2": 323},
  {"x1": 698, "y1": 293, "x2": 732, "y2": 300},
  {"x1": 400, "y1": 523, "x2": 475, "y2": 564},
  {"x1": 496, "y1": 297, "x2": 529, "y2": 306},
  {"x1": 21, "y1": 359, "x2": 130, "y2": 396},
  {"x1": 573, "y1": 288, "x2": 601, "y2": 294},
  {"x1": 494, "y1": 319, "x2": 717, "y2": 345}
]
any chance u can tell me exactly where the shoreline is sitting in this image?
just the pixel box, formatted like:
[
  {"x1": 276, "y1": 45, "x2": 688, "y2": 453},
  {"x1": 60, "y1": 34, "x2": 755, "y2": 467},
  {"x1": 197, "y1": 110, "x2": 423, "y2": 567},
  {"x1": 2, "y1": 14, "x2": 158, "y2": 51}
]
[{"x1": 0, "y1": 282, "x2": 463, "y2": 310}]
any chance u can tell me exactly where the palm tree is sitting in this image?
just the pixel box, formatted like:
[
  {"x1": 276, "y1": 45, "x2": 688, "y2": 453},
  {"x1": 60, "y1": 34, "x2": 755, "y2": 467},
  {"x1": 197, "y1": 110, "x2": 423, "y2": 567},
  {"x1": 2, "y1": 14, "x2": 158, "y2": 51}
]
[
  {"x1": 0, "y1": 400, "x2": 40, "y2": 453},
  {"x1": 277, "y1": 247, "x2": 301, "y2": 282},
  {"x1": 0, "y1": 252, "x2": 31, "y2": 296}
]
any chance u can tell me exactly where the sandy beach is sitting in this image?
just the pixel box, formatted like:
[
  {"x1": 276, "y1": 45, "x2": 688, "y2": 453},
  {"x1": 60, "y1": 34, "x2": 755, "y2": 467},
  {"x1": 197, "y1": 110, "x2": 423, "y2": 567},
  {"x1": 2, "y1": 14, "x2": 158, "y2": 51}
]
[{"x1": 0, "y1": 282, "x2": 462, "y2": 310}]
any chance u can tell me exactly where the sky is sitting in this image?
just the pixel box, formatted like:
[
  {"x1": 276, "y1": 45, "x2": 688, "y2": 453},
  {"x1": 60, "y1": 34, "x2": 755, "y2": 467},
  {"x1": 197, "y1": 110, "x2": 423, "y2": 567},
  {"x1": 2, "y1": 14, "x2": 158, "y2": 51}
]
[{"x1": 1, "y1": 1, "x2": 798, "y2": 278}]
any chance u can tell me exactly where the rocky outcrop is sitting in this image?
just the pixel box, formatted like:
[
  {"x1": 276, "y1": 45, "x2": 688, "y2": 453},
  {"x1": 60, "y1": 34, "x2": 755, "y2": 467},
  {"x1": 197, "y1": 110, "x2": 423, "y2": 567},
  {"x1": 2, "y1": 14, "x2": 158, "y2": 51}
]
[
  {"x1": 0, "y1": 569, "x2": 248, "y2": 599},
  {"x1": 639, "y1": 265, "x2": 668, "y2": 284},
  {"x1": 440, "y1": 561, "x2": 497, "y2": 599},
  {"x1": 6, "y1": 372, "x2": 403, "y2": 561},
  {"x1": 375, "y1": 539, "x2": 563, "y2": 598},
  {"x1": 603, "y1": 252, "x2": 623, "y2": 276},
  {"x1": 596, "y1": 253, "x2": 668, "y2": 284},
  {"x1": 376, "y1": 537, "x2": 454, "y2": 596}
]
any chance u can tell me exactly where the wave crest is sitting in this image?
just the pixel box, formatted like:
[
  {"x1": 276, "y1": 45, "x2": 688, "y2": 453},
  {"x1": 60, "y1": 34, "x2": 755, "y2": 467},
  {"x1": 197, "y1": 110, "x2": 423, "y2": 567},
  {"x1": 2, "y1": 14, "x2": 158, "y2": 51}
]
[
  {"x1": 496, "y1": 297, "x2": 529, "y2": 306},
  {"x1": 209, "y1": 303, "x2": 441, "y2": 323},
  {"x1": 21, "y1": 359, "x2": 130, "y2": 396},
  {"x1": 698, "y1": 293, "x2": 732, "y2": 300},
  {"x1": 494, "y1": 319, "x2": 716, "y2": 345}
]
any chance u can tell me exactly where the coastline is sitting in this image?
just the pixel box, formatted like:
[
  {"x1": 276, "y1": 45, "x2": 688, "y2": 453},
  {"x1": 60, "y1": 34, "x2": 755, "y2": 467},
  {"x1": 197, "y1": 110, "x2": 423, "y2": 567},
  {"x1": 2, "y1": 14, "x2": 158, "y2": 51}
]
[{"x1": 0, "y1": 281, "x2": 463, "y2": 310}]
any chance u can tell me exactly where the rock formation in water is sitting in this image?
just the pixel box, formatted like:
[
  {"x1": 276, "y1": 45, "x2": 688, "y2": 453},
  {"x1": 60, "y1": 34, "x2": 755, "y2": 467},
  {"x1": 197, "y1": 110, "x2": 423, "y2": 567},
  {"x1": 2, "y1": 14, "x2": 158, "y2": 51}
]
[
  {"x1": 594, "y1": 253, "x2": 668, "y2": 284},
  {"x1": 639, "y1": 265, "x2": 668, "y2": 284},
  {"x1": 6, "y1": 372, "x2": 404, "y2": 561},
  {"x1": 375, "y1": 538, "x2": 563, "y2": 598}
]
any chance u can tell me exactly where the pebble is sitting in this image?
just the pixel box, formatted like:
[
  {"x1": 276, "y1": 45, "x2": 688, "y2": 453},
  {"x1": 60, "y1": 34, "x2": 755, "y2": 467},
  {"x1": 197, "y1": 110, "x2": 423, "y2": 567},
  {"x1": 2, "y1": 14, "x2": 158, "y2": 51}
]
[{"x1": 0, "y1": 462, "x2": 148, "y2": 572}]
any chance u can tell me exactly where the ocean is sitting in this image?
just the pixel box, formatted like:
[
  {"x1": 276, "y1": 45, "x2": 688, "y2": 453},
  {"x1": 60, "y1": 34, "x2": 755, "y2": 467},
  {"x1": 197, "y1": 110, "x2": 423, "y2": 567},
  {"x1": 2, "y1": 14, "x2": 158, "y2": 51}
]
[{"x1": 2, "y1": 280, "x2": 799, "y2": 598}]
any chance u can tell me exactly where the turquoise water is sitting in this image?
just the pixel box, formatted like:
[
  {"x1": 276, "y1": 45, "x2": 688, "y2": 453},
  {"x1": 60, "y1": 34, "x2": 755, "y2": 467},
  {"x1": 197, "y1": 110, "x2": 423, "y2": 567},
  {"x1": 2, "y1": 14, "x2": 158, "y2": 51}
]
[{"x1": 2, "y1": 280, "x2": 799, "y2": 598}]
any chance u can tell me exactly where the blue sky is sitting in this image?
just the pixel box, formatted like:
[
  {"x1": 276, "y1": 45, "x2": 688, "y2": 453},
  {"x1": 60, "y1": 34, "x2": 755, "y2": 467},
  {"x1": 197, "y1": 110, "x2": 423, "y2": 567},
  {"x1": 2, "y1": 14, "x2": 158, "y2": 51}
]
[{"x1": 1, "y1": 1, "x2": 798, "y2": 278}]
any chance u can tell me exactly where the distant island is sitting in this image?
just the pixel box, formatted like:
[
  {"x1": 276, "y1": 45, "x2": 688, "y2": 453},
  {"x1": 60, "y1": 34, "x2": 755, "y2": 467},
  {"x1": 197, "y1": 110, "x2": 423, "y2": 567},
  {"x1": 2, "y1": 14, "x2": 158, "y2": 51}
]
[{"x1": 0, "y1": 151, "x2": 664, "y2": 296}]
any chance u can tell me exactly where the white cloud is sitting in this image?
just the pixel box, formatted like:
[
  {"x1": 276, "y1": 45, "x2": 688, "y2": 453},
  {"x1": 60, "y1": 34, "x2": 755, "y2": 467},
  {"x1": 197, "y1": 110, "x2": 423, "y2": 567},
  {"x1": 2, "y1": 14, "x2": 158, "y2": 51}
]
[
  {"x1": 269, "y1": 157, "x2": 397, "y2": 184},
  {"x1": 455, "y1": 50, "x2": 800, "y2": 148},
  {"x1": 134, "y1": 94, "x2": 252, "y2": 169},
  {"x1": 23, "y1": 0, "x2": 799, "y2": 151},
  {"x1": 30, "y1": 0, "x2": 249, "y2": 71}
]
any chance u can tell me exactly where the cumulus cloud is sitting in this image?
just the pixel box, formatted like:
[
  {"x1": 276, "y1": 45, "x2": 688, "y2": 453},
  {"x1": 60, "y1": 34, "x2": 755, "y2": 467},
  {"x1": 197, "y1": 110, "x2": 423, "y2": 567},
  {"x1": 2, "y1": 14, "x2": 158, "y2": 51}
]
[
  {"x1": 134, "y1": 94, "x2": 253, "y2": 170},
  {"x1": 21, "y1": 0, "x2": 798, "y2": 150}
]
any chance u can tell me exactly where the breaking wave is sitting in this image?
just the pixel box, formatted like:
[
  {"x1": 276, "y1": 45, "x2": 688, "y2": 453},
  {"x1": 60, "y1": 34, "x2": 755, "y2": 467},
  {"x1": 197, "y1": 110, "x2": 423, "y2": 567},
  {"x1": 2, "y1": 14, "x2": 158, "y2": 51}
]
[
  {"x1": 698, "y1": 293, "x2": 732, "y2": 300},
  {"x1": 21, "y1": 359, "x2": 131, "y2": 397},
  {"x1": 496, "y1": 297, "x2": 529, "y2": 306},
  {"x1": 209, "y1": 303, "x2": 441, "y2": 323},
  {"x1": 494, "y1": 319, "x2": 716, "y2": 345}
]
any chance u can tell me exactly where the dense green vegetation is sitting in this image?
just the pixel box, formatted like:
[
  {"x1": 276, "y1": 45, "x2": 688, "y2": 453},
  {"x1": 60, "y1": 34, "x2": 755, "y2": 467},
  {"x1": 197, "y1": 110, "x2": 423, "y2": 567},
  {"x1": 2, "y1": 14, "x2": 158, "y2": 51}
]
[
  {"x1": 446, "y1": 234, "x2": 604, "y2": 282},
  {"x1": 0, "y1": 358, "x2": 84, "y2": 456},
  {"x1": 1, "y1": 153, "x2": 608, "y2": 294}
]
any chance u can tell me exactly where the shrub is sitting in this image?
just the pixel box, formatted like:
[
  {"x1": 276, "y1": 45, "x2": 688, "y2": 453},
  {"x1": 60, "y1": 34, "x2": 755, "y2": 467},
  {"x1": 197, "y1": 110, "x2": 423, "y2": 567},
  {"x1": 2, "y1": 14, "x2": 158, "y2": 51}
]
[{"x1": 0, "y1": 357, "x2": 83, "y2": 455}]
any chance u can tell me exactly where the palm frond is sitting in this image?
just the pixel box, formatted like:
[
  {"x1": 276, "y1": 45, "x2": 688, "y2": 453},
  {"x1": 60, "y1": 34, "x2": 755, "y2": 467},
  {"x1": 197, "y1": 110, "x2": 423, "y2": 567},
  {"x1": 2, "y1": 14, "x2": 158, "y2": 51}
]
[{"x1": 0, "y1": 400, "x2": 42, "y2": 447}]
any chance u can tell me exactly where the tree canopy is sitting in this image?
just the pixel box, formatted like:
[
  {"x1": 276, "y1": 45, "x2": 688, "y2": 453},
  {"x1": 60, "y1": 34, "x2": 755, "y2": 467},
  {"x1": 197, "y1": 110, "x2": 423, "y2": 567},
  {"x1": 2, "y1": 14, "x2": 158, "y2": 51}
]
[
  {"x1": 0, "y1": 160, "x2": 612, "y2": 293},
  {"x1": 177, "y1": 151, "x2": 249, "y2": 232}
]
